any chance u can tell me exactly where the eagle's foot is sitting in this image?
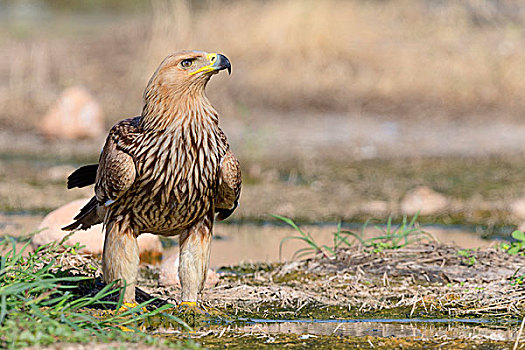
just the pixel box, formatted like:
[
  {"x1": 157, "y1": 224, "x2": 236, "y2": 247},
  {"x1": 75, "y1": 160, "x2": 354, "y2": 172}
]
[
  {"x1": 118, "y1": 302, "x2": 147, "y2": 313},
  {"x1": 175, "y1": 301, "x2": 210, "y2": 327},
  {"x1": 177, "y1": 301, "x2": 207, "y2": 315},
  {"x1": 177, "y1": 301, "x2": 230, "y2": 323},
  {"x1": 118, "y1": 325, "x2": 135, "y2": 333}
]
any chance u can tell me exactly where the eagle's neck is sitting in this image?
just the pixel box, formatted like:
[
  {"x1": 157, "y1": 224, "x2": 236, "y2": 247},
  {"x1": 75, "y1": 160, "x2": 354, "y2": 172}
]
[{"x1": 140, "y1": 84, "x2": 219, "y2": 131}]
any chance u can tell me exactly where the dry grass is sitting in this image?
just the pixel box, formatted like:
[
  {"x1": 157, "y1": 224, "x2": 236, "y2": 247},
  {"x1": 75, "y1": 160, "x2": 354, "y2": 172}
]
[
  {"x1": 2, "y1": 0, "x2": 525, "y2": 131},
  {"x1": 147, "y1": 0, "x2": 525, "y2": 115},
  {"x1": 130, "y1": 243, "x2": 525, "y2": 323}
]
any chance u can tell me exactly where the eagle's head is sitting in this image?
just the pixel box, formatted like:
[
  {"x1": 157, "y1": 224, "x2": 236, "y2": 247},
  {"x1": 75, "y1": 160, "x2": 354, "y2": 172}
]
[
  {"x1": 141, "y1": 51, "x2": 231, "y2": 128},
  {"x1": 147, "y1": 50, "x2": 231, "y2": 94}
]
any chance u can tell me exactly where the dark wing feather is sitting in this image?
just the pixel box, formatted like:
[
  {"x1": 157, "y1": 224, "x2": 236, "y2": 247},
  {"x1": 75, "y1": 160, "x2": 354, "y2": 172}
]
[
  {"x1": 67, "y1": 164, "x2": 99, "y2": 189},
  {"x1": 62, "y1": 196, "x2": 99, "y2": 231},
  {"x1": 216, "y1": 200, "x2": 238, "y2": 221},
  {"x1": 215, "y1": 129, "x2": 241, "y2": 221}
]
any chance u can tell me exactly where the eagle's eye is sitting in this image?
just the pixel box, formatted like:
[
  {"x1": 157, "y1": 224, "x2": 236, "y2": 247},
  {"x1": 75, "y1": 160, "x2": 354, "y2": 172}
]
[{"x1": 180, "y1": 59, "x2": 194, "y2": 69}]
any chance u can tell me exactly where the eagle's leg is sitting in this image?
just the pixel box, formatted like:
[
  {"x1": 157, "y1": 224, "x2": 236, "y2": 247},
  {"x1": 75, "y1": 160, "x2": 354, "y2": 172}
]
[
  {"x1": 178, "y1": 213, "x2": 213, "y2": 303},
  {"x1": 102, "y1": 219, "x2": 139, "y2": 303}
]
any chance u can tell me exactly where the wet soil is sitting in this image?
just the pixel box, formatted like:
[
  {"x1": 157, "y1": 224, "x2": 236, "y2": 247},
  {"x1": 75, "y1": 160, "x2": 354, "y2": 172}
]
[
  {"x1": 191, "y1": 244, "x2": 524, "y2": 321},
  {"x1": 27, "y1": 334, "x2": 519, "y2": 350},
  {"x1": 56, "y1": 242, "x2": 525, "y2": 348},
  {"x1": 196, "y1": 334, "x2": 516, "y2": 350}
]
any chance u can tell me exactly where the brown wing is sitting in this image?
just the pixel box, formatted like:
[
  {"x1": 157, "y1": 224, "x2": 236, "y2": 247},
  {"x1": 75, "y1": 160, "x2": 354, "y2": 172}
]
[
  {"x1": 215, "y1": 149, "x2": 241, "y2": 220},
  {"x1": 95, "y1": 117, "x2": 141, "y2": 204},
  {"x1": 63, "y1": 117, "x2": 141, "y2": 231}
]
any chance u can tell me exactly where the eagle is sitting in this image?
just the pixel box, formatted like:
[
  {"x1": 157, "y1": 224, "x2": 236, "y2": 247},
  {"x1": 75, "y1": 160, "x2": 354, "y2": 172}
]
[{"x1": 63, "y1": 51, "x2": 241, "y2": 307}]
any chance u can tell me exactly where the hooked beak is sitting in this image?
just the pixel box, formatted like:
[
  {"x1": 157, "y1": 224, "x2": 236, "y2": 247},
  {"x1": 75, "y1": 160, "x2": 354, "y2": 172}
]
[
  {"x1": 212, "y1": 53, "x2": 231, "y2": 75},
  {"x1": 190, "y1": 53, "x2": 232, "y2": 76}
]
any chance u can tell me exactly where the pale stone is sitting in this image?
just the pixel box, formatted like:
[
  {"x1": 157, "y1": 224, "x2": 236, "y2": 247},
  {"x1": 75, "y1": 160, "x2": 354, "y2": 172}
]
[
  {"x1": 361, "y1": 200, "x2": 388, "y2": 216},
  {"x1": 159, "y1": 252, "x2": 219, "y2": 289},
  {"x1": 40, "y1": 86, "x2": 104, "y2": 139},
  {"x1": 400, "y1": 186, "x2": 449, "y2": 216},
  {"x1": 33, "y1": 199, "x2": 162, "y2": 258}
]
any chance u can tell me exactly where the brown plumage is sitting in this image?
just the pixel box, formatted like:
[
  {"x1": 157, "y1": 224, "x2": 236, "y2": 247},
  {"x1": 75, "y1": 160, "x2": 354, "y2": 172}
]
[{"x1": 64, "y1": 51, "x2": 241, "y2": 303}]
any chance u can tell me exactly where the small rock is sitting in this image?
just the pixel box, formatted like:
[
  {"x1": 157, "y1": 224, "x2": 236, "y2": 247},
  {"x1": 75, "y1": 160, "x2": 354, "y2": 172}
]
[
  {"x1": 137, "y1": 234, "x2": 163, "y2": 264},
  {"x1": 400, "y1": 186, "x2": 448, "y2": 216},
  {"x1": 361, "y1": 200, "x2": 388, "y2": 216},
  {"x1": 40, "y1": 86, "x2": 104, "y2": 140},
  {"x1": 33, "y1": 199, "x2": 162, "y2": 259},
  {"x1": 159, "y1": 252, "x2": 219, "y2": 289}
]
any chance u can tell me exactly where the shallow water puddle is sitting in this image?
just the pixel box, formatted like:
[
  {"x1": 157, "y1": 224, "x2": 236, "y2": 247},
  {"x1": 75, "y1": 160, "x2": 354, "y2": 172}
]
[
  {"x1": 233, "y1": 318, "x2": 519, "y2": 340},
  {"x1": 0, "y1": 212, "x2": 503, "y2": 266},
  {"x1": 210, "y1": 223, "x2": 495, "y2": 266}
]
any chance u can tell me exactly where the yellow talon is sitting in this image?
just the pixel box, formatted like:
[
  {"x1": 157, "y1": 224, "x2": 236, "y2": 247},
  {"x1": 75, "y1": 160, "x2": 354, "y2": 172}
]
[
  {"x1": 177, "y1": 301, "x2": 209, "y2": 320},
  {"x1": 179, "y1": 301, "x2": 198, "y2": 308},
  {"x1": 118, "y1": 302, "x2": 146, "y2": 313},
  {"x1": 119, "y1": 325, "x2": 134, "y2": 332}
]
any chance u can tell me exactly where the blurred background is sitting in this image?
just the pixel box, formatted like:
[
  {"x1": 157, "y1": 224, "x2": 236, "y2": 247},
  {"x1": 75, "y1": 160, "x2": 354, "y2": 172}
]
[{"x1": 1, "y1": 0, "x2": 525, "y2": 265}]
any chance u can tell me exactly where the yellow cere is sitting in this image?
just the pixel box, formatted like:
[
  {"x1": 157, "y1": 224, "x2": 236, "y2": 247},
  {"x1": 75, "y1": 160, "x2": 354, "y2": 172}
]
[{"x1": 189, "y1": 53, "x2": 218, "y2": 75}]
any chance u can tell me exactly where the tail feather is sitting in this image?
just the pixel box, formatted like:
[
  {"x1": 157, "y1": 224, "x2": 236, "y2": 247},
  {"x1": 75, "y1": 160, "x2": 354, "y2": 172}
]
[
  {"x1": 73, "y1": 196, "x2": 98, "y2": 220},
  {"x1": 67, "y1": 164, "x2": 98, "y2": 189},
  {"x1": 62, "y1": 196, "x2": 102, "y2": 231}
]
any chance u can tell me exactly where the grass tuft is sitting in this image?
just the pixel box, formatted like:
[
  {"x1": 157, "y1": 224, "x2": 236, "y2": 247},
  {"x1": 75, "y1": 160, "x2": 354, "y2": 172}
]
[
  {"x1": 500, "y1": 230, "x2": 525, "y2": 256},
  {"x1": 0, "y1": 234, "x2": 192, "y2": 349},
  {"x1": 276, "y1": 214, "x2": 435, "y2": 261}
]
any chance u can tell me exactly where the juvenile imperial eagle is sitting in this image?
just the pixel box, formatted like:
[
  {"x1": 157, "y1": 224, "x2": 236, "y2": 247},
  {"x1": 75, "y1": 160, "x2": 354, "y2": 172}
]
[{"x1": 64, "y1": 51, "x2": 241, "y2": 307}]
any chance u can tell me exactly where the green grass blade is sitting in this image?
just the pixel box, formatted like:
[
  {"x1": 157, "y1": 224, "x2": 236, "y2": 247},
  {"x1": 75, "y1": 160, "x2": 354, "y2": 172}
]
[
  {"x1": 0, "y1": 295, "x2": 6, "y2": 325},
  {"x1": 291, "y1": 247, "x2": 314, "y2": 260}
]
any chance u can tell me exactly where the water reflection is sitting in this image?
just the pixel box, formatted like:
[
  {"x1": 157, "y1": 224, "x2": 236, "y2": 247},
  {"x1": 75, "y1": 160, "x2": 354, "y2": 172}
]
[{"x1": 237, "y1": 318, "x2": 518, "y2": 340}]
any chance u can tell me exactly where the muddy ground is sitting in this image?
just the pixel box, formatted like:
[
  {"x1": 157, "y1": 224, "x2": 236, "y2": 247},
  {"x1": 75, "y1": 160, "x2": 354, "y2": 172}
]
[
  {"x1": 52, "y1": 242, "x2": 525, "y2": 349},
  {"x1": 29, "y1": 336, "x2": 521, "y2": 350}
]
